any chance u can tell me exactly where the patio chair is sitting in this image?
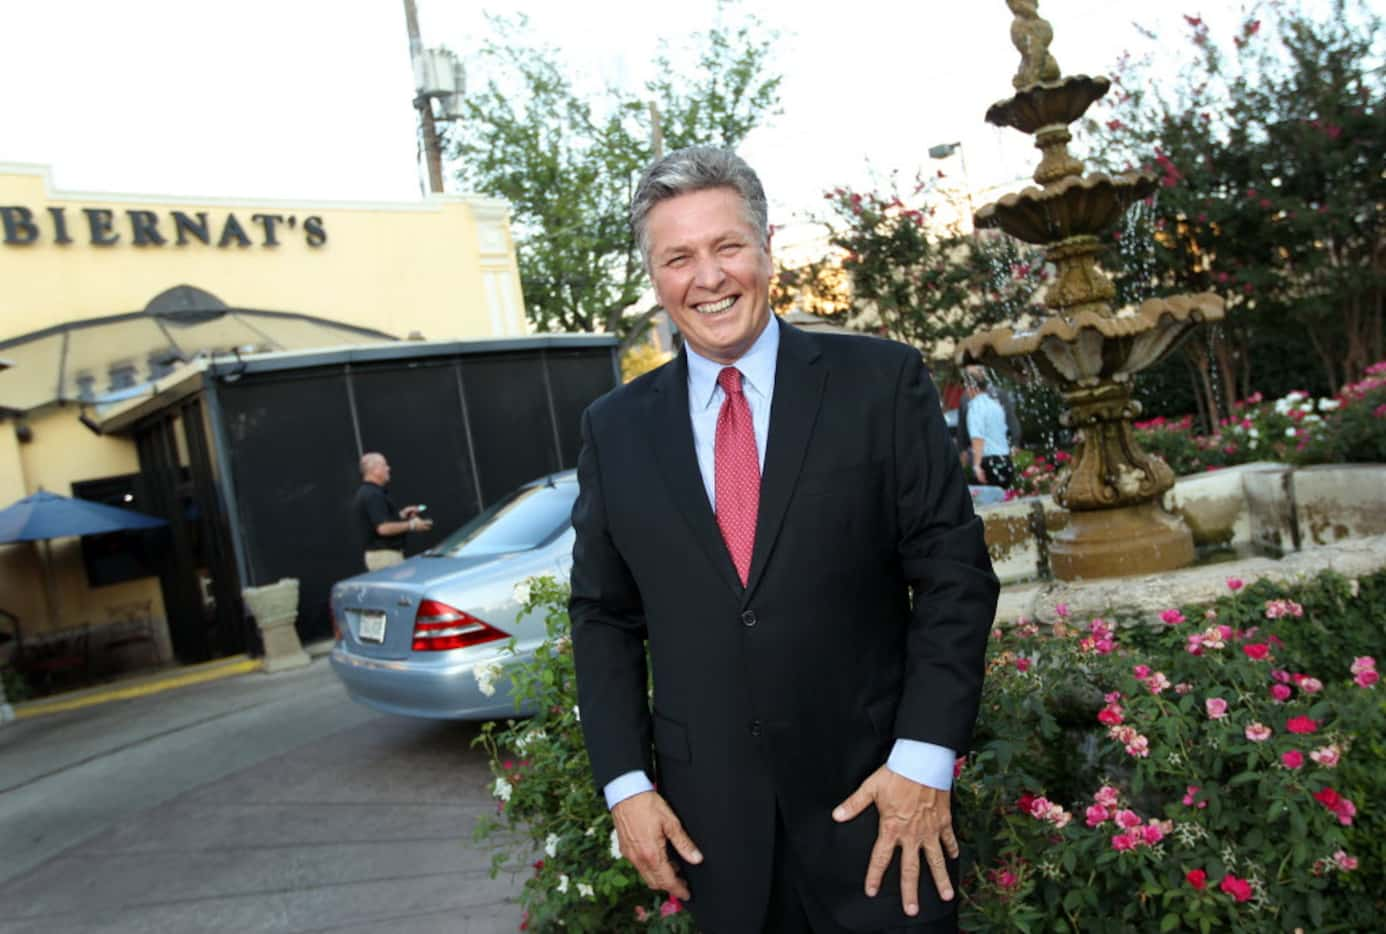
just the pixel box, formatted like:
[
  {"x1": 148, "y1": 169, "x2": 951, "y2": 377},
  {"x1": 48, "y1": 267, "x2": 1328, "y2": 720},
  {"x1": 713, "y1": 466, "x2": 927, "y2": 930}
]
[{"x1": 23, "y1": 625, "x2": 91, "y2": 695}]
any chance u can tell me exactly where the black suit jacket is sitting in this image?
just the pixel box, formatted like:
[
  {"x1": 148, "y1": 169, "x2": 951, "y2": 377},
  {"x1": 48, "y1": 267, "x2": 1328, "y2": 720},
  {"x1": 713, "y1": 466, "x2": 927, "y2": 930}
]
[{"x1": 570, "y1": 322, "x2": 998, "y2": 933}]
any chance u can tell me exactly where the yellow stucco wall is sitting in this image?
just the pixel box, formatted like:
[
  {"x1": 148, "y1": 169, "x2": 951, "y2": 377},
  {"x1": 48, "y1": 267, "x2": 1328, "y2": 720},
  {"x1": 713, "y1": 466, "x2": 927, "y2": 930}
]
[
  {"x1": 0, "y1": 163, "x2": 527, "y2": 343},
  {"x1": 1, "y1": 405, "x2": 165, "y2": 647}
]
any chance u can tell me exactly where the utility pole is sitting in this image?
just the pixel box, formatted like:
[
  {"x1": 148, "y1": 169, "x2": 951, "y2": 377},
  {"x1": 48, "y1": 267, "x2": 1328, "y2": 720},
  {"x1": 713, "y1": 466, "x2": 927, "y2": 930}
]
[
  {"x1": 649, "y1": 101, "x2": 664, "y2": 159},
  {"x1": 403, "y1": 0, "x2": 445, "y2": 194}
]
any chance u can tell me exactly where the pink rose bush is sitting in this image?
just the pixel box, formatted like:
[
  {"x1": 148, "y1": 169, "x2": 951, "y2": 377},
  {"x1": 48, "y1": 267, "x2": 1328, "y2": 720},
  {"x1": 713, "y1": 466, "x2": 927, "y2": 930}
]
[{"x1": 957, "y1": 569, "x2": 1383, "y2": 931}]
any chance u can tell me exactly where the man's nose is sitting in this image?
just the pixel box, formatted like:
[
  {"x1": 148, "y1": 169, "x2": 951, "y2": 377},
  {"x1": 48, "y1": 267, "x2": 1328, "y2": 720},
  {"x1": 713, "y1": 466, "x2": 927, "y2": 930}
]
[{"x1": 690, "y1": 254, "x2": 725, "y2": 290}]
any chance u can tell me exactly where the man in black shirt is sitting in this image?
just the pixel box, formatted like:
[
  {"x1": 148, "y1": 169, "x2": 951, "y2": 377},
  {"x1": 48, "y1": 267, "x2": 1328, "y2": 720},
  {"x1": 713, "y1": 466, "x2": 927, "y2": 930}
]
[{"x1": 354, "y1": 452, "x2": 432, "y2": 571}]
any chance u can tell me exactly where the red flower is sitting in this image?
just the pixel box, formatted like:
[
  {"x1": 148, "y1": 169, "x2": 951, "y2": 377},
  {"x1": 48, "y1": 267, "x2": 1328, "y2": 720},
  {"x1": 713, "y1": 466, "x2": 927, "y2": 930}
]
[
  {"x1": 1281, "y1": 750, "x2": 1304, "y2": 769},
  {"x1": 1286, "y1": 715, "x2": 1319, "y2": 735},
  {"x1": 1242, "y1": 643, "x2": 1270, "y2": 661},
  {"x1": 1220, "y1": 875, "x2": 1253, "y2": 902},
  {"x1": 1314, "y1": 787, "x2": 1341, "y2": 808},
  {"x1": 1015, "y1": 657, "x2": 1031, "y2": 673},
  {"x1": 1186, "y1": 868, "x2": 1208, "y2": 890},
  {"x1": 660, "y1": 896, "x2": 683, "y2": 917}
]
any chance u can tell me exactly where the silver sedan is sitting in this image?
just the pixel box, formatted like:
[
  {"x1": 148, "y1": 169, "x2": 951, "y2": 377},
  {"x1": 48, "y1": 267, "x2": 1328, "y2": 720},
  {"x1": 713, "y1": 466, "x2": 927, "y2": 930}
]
[{"x1": 329, "y1": 472, "x2": 577, "y2": 720}]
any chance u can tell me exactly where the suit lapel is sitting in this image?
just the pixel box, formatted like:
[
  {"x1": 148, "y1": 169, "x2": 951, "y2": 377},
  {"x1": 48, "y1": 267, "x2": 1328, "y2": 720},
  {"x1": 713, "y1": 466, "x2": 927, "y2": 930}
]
[
  {"x1": 649, "y1": 353, "x2": 745, "y2": 597},
  {"x1": 742, "y1": 323, "x2": 826, "y2": 605}
]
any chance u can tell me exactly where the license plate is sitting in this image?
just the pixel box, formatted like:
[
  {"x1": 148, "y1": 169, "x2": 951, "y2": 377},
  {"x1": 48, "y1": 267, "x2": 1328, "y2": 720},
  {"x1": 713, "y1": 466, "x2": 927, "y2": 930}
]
[{"x1": 357, "y1": 610, "x2": 387, "y2": 643}]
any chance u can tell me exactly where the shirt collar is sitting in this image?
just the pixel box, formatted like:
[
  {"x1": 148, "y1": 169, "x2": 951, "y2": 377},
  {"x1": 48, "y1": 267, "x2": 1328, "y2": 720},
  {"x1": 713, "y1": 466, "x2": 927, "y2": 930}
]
[{"x1": 686, "y1": 314, "x2": 780, "y2": 410}]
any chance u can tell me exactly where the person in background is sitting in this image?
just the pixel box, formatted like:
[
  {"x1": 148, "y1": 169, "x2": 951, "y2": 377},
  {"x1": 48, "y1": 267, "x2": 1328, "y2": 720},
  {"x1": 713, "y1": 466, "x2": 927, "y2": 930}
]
[
  {"x1": 354, "y1": 452, "x2": 431, "y2": 571},
  {"x1": 966, "y1": 377, "x2": 1015, "y2": 489},
  {"x1": 954, "y1": 366, "x2": 1022, "y2": 472}
]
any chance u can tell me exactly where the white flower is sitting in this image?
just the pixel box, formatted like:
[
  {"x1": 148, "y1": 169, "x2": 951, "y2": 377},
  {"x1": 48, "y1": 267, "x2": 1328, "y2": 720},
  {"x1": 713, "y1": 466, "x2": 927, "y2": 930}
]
[
  {"x1": 584, "y1": 826, "x2": 596, "y2": 837},
  {"x1": 1248, "y1": 427, "x2": 1259, "y2": 438},
  {"x1": 1319, "y1": 398, "x2": 1340, "y2": 411},
  {"x1": 557, "y1": 874, "x2": 569, "y2": 894},
  {"x1": 493, "y1": 777, "x2": 513, "y2": 802},
  {"x1": 609, "y1": 828, "x2": 622, "y2": 860},
  {"x1": 545, "y1": 833, "x2": 560, "y2": 858},
  {"x1": 573, "y1": 705, "x2": 581, "y2": 722},
  {"x1": 1285, "y1": 427, "x2": 1297, "y2": 438},
  {"x1": 512, "y1": 579, "x2": 533, "y2": 605},
  {"x1": 473, "y1": 660, "x2": 504, "y2": 697},
  {"x1": 577, "y1": 883, "x2": 595, "y2": 899},
  {"x1": 515, "y1": 729, "x2": 547, "y2": 753},
  {"x1": 1304, "y1": 413, "x2": 1322, "y2": 423}
]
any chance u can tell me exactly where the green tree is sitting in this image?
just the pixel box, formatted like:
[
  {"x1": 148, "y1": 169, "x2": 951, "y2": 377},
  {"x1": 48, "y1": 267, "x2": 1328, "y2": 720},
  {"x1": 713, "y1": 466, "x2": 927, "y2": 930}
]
[
  {"x1": 1086, "y1": 1, "x2": 1385, "y2": 424},
  {"x1": 818, "y1": 172, "x2": 1049, "y2": 370},
  {"x1": 447, "y1": 5, "x2": 780, "y2": 338}
]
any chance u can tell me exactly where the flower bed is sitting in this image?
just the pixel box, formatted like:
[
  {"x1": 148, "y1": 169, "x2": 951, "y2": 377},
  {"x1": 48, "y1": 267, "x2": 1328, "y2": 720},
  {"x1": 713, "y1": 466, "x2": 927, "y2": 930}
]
[
  {"x1": 475, "y1": 571, "x2": 1383, "y2": 931},
  {"x1": 962, "y1": 571, "x2": 1383, "y2": 931},
  {"x1": 1009, "y1": 361, "x2": 1386, "y2": 491},
  {"x1": 1132, "y1": 362, "x2": 1386, "y2": 477}
]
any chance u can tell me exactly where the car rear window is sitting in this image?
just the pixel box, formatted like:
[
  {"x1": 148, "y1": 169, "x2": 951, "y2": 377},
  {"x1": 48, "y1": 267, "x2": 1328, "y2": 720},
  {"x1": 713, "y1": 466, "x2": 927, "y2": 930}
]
[{"x1": 430, "y1": 481, "x2": 577, "y2": 557}]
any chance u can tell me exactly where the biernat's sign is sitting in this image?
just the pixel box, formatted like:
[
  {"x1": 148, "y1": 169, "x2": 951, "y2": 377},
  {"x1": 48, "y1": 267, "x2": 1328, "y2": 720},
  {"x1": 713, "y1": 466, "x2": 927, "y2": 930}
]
[{"x1": 0, "y1": 205, "x2": 327, "y2": 248}]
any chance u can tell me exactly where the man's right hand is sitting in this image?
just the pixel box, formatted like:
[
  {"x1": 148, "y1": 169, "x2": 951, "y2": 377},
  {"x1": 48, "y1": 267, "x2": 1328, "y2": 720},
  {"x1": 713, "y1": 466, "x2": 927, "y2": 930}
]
[{"x1": 611, "y1": 791, "x2": 702, "y2": 900}]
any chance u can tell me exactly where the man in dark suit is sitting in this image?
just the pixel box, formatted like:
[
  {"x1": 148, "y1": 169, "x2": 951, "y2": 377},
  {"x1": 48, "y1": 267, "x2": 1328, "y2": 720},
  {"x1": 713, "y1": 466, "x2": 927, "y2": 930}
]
[{"x1": 570, "y1": 147, "x2": 998, "y2": 933}]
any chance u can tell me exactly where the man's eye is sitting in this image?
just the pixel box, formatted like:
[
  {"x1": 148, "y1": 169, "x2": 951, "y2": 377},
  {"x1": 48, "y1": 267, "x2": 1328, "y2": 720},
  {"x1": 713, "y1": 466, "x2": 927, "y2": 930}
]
[
  {"x1": 666, "y1": 255, "x2": 689, "y2": 268},
  {"x1": 719, "y1": 243, "x2": 743, "y2": 254}
]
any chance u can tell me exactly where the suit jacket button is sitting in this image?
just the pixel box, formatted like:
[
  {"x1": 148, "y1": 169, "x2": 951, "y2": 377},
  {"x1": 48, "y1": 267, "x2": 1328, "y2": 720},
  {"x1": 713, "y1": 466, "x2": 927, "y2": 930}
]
[
  {"x1": 741, "y1": 610, "x2": 757, "y2": 628},
  {"x1": 749, "y1": 719, "x2": 762, "y2": 737}
]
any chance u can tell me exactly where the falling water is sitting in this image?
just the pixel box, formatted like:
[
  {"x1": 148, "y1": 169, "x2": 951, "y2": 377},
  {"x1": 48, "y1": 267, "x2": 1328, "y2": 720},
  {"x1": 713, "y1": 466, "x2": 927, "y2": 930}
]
[{"x1": 1115, "y1": 195, "x2": 1160, "y2": 308}]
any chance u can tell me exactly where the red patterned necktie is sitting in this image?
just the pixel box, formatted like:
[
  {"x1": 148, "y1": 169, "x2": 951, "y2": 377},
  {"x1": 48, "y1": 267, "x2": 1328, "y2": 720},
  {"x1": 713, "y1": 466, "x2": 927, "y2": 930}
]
[{"x1": 715, "y1": 366, "x2": 760, "y2": 586}]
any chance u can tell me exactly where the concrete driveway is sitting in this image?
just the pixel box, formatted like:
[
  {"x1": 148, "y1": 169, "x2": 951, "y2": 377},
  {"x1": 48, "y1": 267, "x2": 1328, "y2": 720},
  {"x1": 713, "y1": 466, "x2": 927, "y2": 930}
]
[{"x1": 0, "y1": 659, "x2": 525, "y2": 933}]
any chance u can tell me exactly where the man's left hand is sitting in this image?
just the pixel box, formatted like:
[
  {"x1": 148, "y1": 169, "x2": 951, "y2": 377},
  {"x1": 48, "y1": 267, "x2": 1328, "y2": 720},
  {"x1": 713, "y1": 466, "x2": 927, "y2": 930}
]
[{"x1": 832, "y1": 766, "x2": 958, "y2": 917}]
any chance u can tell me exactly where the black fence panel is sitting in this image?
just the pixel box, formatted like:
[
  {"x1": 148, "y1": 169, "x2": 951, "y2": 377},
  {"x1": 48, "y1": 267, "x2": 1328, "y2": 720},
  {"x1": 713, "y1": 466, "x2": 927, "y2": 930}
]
[
  {"x1": 545, "y1": 349, "x2": 619, "y2": 469},
  {"x1": 218, "y1": 370, "x2": 359, "y2": 643},
  {"x1": 460, "y1": 352, "x2": 563, "y2": 506}
]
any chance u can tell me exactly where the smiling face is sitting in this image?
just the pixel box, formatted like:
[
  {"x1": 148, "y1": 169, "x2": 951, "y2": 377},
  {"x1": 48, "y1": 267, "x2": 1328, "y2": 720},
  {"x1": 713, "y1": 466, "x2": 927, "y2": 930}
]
[{"x1": 645, "y1": 186, "x2": 773, "y2": 366}]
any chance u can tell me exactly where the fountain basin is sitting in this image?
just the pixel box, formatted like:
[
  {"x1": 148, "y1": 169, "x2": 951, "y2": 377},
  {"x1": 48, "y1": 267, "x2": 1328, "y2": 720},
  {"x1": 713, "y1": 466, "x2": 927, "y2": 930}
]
[
  {"x1": 958, "y1": 292, "x2": 1225, "y2": 386},
  {"x1": 974, "y1": 172, "x2": 1156, "y2": 244},
  {"x1": 986, "y1": 74, "x2": 1111, "y2": 132}
]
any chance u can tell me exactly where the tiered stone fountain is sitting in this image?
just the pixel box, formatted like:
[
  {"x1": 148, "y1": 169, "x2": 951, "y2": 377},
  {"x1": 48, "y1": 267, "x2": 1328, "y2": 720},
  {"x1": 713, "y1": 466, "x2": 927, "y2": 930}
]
[{"x1": 959, "y1": 0, "x2": 1226, "y2": 581}]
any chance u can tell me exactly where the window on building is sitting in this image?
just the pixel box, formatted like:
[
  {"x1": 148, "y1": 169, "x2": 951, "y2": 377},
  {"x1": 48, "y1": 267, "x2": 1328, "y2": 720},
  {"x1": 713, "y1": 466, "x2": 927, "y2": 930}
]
[{"x1": 71, "y1": 474, "x2": 164, "y2": 587}]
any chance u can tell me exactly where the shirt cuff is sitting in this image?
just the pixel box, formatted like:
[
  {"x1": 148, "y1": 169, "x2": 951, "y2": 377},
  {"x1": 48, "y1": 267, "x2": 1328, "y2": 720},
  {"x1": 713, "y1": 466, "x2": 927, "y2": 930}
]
[
  {"x1": 603, "y1": 770, "x2": 655, "y2": 810},
  {"x1": 885, "y1": 739, "x2": 957, "y2": 790}
]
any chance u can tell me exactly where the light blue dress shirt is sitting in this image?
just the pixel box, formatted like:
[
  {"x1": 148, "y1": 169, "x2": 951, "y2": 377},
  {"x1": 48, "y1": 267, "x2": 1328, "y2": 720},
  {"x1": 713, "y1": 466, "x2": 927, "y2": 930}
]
[
  {"x1": 968, "y1": 391, "x2": 1010, "y2": 457},
  {"x1": 603, "y1": 315, "x2": 956, "y2": 810}
]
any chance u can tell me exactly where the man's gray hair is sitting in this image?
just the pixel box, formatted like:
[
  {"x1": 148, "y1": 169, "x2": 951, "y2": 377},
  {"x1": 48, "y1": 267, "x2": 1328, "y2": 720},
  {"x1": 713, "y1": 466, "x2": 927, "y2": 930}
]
[{"x1": 630, "y1": 146, "x2": 769, "y2": 266}]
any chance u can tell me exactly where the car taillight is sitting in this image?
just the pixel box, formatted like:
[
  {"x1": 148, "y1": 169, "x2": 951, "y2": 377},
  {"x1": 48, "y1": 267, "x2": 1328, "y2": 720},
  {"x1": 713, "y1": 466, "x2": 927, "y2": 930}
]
[
  {"x1": 412, "y1": 599, "x2": 509, "y2": 652},
  {"x1": 332, "y1": 610, "x2": 343, "y2": 643}
]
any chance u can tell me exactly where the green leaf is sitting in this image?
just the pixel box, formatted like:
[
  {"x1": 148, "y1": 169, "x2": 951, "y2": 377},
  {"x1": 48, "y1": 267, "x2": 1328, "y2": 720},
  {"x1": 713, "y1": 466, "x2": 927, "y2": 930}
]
[{"x1": 1161, "y1": 913, "x2": 1181, "y2": 932}]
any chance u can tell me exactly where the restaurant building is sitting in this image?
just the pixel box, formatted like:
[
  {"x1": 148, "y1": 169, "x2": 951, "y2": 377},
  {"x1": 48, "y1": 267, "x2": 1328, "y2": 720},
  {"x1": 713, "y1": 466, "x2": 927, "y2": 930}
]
[{"x1": 0, "y1": 163, "x2": 615, "y2": 679}]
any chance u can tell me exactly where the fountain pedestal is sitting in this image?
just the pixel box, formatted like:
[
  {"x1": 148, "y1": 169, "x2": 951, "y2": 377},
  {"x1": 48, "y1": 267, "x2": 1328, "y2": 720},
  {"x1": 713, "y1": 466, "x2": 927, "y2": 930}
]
[{"x1": 1049, "y1": 503, "x2": 1195, "y2": 581}]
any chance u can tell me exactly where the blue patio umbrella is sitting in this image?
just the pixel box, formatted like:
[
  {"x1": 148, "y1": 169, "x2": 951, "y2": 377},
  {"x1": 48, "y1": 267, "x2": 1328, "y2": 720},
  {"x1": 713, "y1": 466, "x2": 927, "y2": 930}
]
[
  {"x1": 0, "y1": 490, "x2": 166, "y2": 544},
  {"x1": 0, "y1": 490, "x2": 167, "y2": 637}
]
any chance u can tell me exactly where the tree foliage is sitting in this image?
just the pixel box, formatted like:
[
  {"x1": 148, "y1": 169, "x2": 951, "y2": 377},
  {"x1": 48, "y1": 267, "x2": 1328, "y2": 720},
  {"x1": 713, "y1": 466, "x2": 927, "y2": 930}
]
[
  {"x1": 814, "y1": 172, "x2": 1049, "y2": 373},
  {"x1": 447, "y1": 5, "x2": 781, "y2": 338},
  {"x1": 1087, "y1": 0, "x2": 1385, "y2": 425}
]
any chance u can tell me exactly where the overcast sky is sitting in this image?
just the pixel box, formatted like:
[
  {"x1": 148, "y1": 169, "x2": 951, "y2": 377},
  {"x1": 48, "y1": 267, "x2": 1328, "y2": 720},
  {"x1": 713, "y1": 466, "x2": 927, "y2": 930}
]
[{"x1": 0, "y1": 0, "x2": 1316, "y2": 236}]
